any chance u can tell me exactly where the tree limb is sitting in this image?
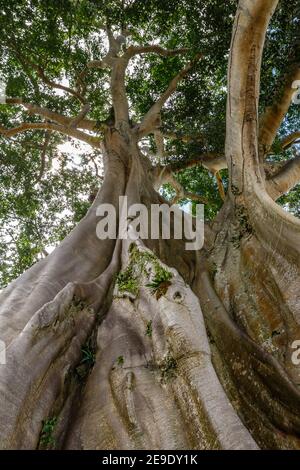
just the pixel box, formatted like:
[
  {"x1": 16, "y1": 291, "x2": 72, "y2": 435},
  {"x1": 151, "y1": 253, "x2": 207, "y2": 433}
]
[
  {"x1": 171, "y1": 154, "x2": 227, "y2": 200},
  {"x1": 106, "y1": 26, "x2": 123, "y2": 57},
  {"x1": 266, "y1": 154, "x2": 300, "y2": 200},
  {"x1": 26, "y1": 60, "x2": 87, "y2": 104},
  {"x1": 172, "y1": 189, "x2": 208, "y2": 205},
  {"x1": 226, "y1": 0, "x2": 279, "y2": 195},
  {"x1": 75, "y1": 27, "x2": 121, "y2": 93},
  {"x1": 69, "y1": 103, "x2": 91, "y2": 128},
  {"x1": 153, "y1": 153, "x2": 226, "y2": 201},
  {"x1": 5, "y1": 98, "x2": 98, "y2": 132},
  {"x1": 280, "y1": 130, "x2": 300, "y2": 151},
  {"x1": 7, "y1": 43, "x2": 87, "y2": 104},
  {"x1": 110, "y1": 57, "x2": 130, "y2": 124},
  {"x1": 0, "y1": 122, "x2": 100, "y2": 147},
  {"x1": 75, "y1": 26, "x2": 124, "y2": 94},
  {"x1": 259, "y1": 66, "x2": 300, "y2": 155},
  {"x1": 166, "y1": 153, "x2": 226, "y2": 173},
  {"x1": 138, "y1": 53, "x2": 202, "y2": 136}
]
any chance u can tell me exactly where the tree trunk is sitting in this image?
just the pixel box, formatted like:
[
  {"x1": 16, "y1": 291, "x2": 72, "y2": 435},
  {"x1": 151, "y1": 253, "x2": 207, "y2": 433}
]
[
  {"x1": 1, "y1": 0, "x2": 300, "y2": 451},
  {"x1": 0, "y1": 129, "x2": 256, "y2": 450},
  {"x1": 0, "y1": 127, "x2": 299, "y2": 450}
]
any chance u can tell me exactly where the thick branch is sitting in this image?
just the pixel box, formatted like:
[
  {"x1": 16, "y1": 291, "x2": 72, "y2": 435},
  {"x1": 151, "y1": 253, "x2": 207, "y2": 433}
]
[
  {"x1": 139, "y1": 54, "x2": 202, "y2": 136},
  {"x1": 259, "y1": 66, "x2": 300, "y2": 155},
  {"x1": 69, "y1": 104, "x2": 91, "y2": 128},
  {"x1": 226, "y1": 0, "x2": 279, "y2": 195},
  {"x1": 280, "y1": 130, "x2": 300, "y2": 151},
  {"x1": 5, "y1": 98, "x2": 98, "y2": 132},
  {"x1": 106, "y1": 27, "x2": 122, "y2": 57},
  {"x1": 0, "y1": 122, "x2": 100, "y2": 147},
  {"x1": 111, "y1": 58, "x2": 130, "y2": 124},
  {"x1": 75, "y1": 27, "x2": 121, "y2": 92},
  {"x1": 166, "y1": 150, "x2": 300, "y2": 200},
  {"x1": 75, "y1": 27, "x2": 123, "y2": 94},
  {"x1": 153, "y1": 153, "x2": 226, "y2": 201},
  {"x1": 267, "y1": 154, "x2": 300, "y2": 199},
  {"x1": 166, "y1": 153, "x2": 226, "y2": 174}
]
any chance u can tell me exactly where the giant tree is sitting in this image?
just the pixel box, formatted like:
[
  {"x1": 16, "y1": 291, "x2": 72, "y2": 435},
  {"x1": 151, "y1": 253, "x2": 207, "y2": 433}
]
[{"x1": 0, "y1": 0, "x2": 300, "y2": 450}]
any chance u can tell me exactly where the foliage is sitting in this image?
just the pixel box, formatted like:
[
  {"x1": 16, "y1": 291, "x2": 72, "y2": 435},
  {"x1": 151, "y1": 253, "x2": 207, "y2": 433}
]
[
  {"x1": 80, "y1": 344, "x2": 96, "y2": 367},
  {"x1": 278, "y1": 184, "x2": 300, "y2": 217},
  {"x1": 117, "y1": 355, "x2": 124, "y2": 366},
  {"x1": 116, "y1": 244, "x2": 172, "y2": 299},
  {"x1": 160, "y1": 353, "x2": 177, "y2": 382},
  {"x1": 146, "y1": 266, "x2": 172, "y2": 299},
  {"x1": 116, "y1": 266, "x2": 139, "y2": 296},
  {"x1": 75, "y1": 338, "x2": 96, "y2": 380},
  {"x1": 145, "y1": 320, "x2": 152, "y2": 338},
  {"x1": 39, "y1": 417, "x2": 57, "y2": 447}
]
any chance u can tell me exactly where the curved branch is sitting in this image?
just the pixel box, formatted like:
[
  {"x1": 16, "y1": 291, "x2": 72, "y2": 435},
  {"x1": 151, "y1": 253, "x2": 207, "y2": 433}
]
[
  {"x1": 6, "y1": 35, "x2": 86, "y2": 103},
  {"x1": 226, "y1": 0, "x2": 279, "y2": 195},
  {"x1": 75, "y1": 27, "x2": 124, "y2": 94},
  {"x1": 5, "y1": 98, "x2": 98, "y2": 132},
  {"x1": 280, "y1": 130, "x2": 300, "y2": 151},
  {"x1": 139, "y1": 53, "x2": 202, "y2": 136},
  {"x1": 153, "y1": 154, "x2": 226, "y2": 202},
  {"x1": 111, "y1": 57, "x2": 130, "y2": 124},
  {"x1": 267, "y1": 154, "x2": 300, "y2": 199},
  {"x1": 259, "y1": 66, "x2": 300, "y2": 155},
  {"x1": 69, "y1": 104, "x2": 91, "y2": 128},
  {"x1": 172, "y1": 190, "x2": 208, "y2": 205},
  {"x1": 166, "y1": 153, "x2": 226, "y2": 173},
  {"x1": 0, "y1": 122, "x2": 100, "y2": 147},
  {"x1": 33, "y1": 65, "x2": 87, "y2": 104},
  {"x1": 172, "y1": 154, "x2": 227, "y2": 200}
]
